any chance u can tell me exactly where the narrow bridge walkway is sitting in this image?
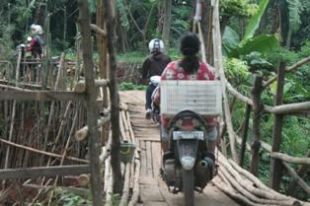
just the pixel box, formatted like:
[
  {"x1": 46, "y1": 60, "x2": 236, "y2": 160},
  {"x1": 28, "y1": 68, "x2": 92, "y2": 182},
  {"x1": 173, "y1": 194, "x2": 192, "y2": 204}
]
[{"x1": 120, "y1": 91, "x2": 240, "y2": 206}]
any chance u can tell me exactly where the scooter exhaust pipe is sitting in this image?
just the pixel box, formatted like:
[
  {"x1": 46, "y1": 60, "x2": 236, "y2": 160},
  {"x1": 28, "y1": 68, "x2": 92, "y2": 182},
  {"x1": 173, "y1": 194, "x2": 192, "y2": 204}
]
[{"x1": 198, "y1": 157, "x2": 214, "y2": 169}]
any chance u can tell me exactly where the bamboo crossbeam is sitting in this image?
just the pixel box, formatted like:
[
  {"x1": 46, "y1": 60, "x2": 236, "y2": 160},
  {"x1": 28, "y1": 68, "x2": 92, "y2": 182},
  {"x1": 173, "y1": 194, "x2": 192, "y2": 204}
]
[
  {"x1": 264, "y1": 56, "x2": 310, "y2": 88},
  {"x1": 0, "y1": 138, "x2": 88, "y2": 163},
  {"x1": 75, "y1": 79, "x2": 109, "y2": 92},
  {"x1": 90, "y1": 24, "x2": 107, "y2": 36},
  {"x1": 282, "y1": 162, "x2": 310, "y2": 195},
  {"x1": 226, "y1": 81, "x2": 310, "y2": 115},
  {"x1": 0, "y1": 165, "x2": 90, "y2": 179},
  {"x1": 271, "y1": 152, "x2": 310, "y2": 165},
  {"x1": 0, "y1": 91, "x2": 86, "y2": 101}
]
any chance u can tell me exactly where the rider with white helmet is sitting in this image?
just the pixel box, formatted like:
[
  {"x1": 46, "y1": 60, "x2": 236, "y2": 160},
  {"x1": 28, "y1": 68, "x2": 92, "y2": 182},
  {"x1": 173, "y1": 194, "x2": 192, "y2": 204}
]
[
  {"x1": 141, "y1": 38, "x2": 171, "y2": 119},
  {"x1": 26, "y1": 24, "x2": 44, "y2": 59}
]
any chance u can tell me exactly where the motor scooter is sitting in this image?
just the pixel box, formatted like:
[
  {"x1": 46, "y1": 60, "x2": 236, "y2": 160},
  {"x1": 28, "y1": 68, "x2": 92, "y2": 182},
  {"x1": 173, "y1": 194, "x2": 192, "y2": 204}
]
[
  {"x1": 159, "y1": 80, "x2": 222, "y2": 206},
  {"x1": 149, "y1": 75, "x2": 161, "y2": 125}
]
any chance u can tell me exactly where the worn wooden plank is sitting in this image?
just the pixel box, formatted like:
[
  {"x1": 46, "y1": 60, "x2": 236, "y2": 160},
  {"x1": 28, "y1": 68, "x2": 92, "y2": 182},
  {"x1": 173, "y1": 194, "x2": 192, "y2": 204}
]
[
  {"x1": 0, "y1": 165, "x2": 90, "y2": 179},
  {"x1": 143, "y1": 201, "x2": 168, "y2": 206},
  {"x1": 140, "y1": 140, "x2": 147, "y2": 177},
  {"x1": 0, "y1": 91, "x2": 86, "y2": 101},
  {"x1": 135, "y1": 137, "x2": 160, "y2": 142},
  {"x1": 140, "y1": 183, "x2": 165, "y2": 202},
  {"x1": 146, "y1": 141, "x2": 153, "y2": 177},
  {"x1": 152, "y1": 142, "x2": 161, "y2": 179}
]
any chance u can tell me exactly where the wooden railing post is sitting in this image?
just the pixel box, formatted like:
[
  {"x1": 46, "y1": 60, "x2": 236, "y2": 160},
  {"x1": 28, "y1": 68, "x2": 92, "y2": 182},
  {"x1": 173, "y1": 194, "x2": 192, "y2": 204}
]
[
  {"x1": 239, "y1": 103, "x2": 251, "y2": 167},
  {"x1": 78, "y1": 0, "x2": 103, "y2": 205},
  {"x1": 250, "y1": 76, "x2": 263, "y2": 175},
  {"x1": 269, "y1": 62, "x2": 286, "y2": 190}
]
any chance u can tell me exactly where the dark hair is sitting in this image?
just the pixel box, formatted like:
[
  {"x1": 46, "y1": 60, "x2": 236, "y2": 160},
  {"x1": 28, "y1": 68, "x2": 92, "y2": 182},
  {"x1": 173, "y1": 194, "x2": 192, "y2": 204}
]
[{"x1": 179, "y1": 32, "x2": 200, "y2": 73}]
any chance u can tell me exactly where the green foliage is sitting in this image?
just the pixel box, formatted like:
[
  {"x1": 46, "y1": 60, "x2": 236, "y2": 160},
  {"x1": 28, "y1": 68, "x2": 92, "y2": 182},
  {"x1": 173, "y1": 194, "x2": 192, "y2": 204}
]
[
  {"x1": 116, "y1": 0, "x2": 130, "y2": 30},
  {"x1": 286, "y1": 0, "x2": 304, "y2": 32},
  {"x1": 15, "y1": 0, "x2": 37, "y2": 27},
  {"x1": 223, "y1": 57, "x2": 250, "y2": 85},
  {"x1": 220, "y1": 0, "x2": 258, "y2": 17},
  {"x1": 117, "y1": 51, "x2": 147, "y2": 63},
  {"x1": 282, "y1": 116, "x2": 310, "y2": 156},
  {"x1": 243, "y1": 0, "x2": 269, "y2": 40},
  {"x1": 49, "y1": 188, "x2": 92, "y2": 206},
  {"x1": 119, "y1": 82, "x2": 146, "y2": 91}
]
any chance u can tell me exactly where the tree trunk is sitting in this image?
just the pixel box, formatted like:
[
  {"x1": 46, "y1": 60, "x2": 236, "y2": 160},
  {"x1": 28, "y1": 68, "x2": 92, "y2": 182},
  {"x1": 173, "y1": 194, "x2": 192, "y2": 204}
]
[
  {"x1": 103, "y1": 0, "x2": 123, "y2": 194},
  {"x1": 78, "y1": 0, "x2": 103, "y2": 205},
  {"x1": 270, "y1": 0, "x2": 280, "y2": 34},
  {"x1": 161, "y1": 0, "x2": 172, "y2": 50},
  {"x1": 116, "y1": 11, "x2": 127, "y2": 53}
]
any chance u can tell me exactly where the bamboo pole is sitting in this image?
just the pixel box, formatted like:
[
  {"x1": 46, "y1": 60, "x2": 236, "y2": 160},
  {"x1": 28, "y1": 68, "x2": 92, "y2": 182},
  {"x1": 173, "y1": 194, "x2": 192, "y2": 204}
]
[
  {"x1": 287, "y1": 151, "x2": 310, "y2": 196},
  {"x1": 42, "y1": 53, "x2": 65, "y2": 155},
  {"x1": 74, "y1": 79, "x2": 109, "y2": 92},
  {"x1": 47, "y1": 111, "x2": 80, "y2": 206},
  {"x1": 0, "y1": 138, "x2": 88, "y2": 163},
  {"x1": 128, "y1": 159, "x2": 140, "y2": 206},
  {"x1": 212, "y1": 0, "x2": 238, "y2": 162},
  {"x1": 214, "y1": 151, "x2": 304, "y2": 205},
  {"x1": 271, "y1": 152, "x2": 310, "y2": 165},
  {"x1": 119, "y1": 163, "x2": 131, "y2": 206},
  {"x1": 282, "y1": 161, "x2": 310, "y2": 195},
  {"x1": 264, "y1": 56, "x2": 310, "y2": 88},
  {"x1": 75, "y1": 114, "x2": 111, "y2": 141},
  {"x1": 104, "y1": 156, "x2": 113, "y2": 206},
  {"x1": 226, "y1": 81, "x2": 310, "y2": 115}
]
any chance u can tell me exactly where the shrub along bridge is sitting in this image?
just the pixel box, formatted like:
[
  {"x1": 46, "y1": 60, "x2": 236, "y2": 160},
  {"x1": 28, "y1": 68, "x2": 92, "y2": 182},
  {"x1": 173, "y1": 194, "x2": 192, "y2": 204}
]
[{"x1": 0, "y1": 0, "x2": 310, "y2": 205}]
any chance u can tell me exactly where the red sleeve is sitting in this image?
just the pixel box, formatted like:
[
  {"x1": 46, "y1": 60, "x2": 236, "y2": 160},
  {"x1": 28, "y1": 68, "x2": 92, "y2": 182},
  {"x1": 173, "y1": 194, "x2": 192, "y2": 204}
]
[
  {"x1": 198, "y1": 62, "x2": 215, "y2": 80},
  {"x1": 26, "y1": 38, "x2": 36, "y2": 51}
]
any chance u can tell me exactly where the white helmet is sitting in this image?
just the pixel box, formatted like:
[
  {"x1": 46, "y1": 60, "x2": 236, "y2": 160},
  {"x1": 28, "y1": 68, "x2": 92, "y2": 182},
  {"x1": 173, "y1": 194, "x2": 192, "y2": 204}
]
[
  {"x1": 148, "y1": 38, "x2": 164, "y2": 53},
  {"x1": 30, "y1": 24, "x2": 43, "y2": 35}
]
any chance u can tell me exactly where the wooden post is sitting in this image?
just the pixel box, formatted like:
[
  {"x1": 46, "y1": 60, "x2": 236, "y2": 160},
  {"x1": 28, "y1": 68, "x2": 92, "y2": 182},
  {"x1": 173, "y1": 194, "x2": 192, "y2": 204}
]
[
  {"x1": 250, "y1": 76, "x2": 263, "y2": 175},
  {"x1": 96, "y1": 0, "x2": 109, "y2": 145},
  {"x1": 78, "y1": 0, "x2": 103, "y2": 205},
  {"x1": 103, "y1": 0, "x2": 123, "y2": 194},
  {"x1": 269, "y1": 62, "x2": 286, "y2": 190},
  {"x1": 239, "y1": 104, "x2": 251, "y2": 167}
]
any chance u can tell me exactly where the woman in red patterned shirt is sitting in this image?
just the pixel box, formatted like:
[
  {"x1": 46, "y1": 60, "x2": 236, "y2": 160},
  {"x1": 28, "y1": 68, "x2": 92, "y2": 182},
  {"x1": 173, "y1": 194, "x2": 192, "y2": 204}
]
[{"x1": 153, "y1": 32, "x2": 219, "y2": 155}]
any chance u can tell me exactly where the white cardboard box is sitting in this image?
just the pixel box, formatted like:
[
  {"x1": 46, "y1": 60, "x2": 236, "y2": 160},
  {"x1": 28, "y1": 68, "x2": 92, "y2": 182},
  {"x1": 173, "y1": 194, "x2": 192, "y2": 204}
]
[{"x1": 160, "y1": 80, "x2": 222, "y2": 117}]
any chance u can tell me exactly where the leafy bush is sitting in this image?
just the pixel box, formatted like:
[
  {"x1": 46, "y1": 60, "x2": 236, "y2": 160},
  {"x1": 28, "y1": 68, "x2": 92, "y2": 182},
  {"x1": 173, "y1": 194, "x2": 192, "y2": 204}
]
[{"x1": 118, "y1": 82, "x2": 146, "y2": 91}]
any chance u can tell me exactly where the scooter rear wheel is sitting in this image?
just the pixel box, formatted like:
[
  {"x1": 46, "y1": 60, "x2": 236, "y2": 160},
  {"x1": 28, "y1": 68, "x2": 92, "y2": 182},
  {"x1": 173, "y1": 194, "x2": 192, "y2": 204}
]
[{"x1": 182, "y1": 169, "x2": 195, "y2": 206}]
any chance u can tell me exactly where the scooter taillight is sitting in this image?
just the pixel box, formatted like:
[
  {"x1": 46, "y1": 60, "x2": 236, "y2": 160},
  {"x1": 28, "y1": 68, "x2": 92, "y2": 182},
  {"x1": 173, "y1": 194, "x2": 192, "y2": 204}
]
[{"x1": 181, "y1": 119, "x2": 194, "y2": 131}]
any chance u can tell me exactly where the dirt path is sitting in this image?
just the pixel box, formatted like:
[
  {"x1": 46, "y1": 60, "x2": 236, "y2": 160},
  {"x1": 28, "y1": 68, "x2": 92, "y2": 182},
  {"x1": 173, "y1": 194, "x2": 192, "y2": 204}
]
[{"x1": 120, "y1": 90, "x2": 240, "y2": 206}]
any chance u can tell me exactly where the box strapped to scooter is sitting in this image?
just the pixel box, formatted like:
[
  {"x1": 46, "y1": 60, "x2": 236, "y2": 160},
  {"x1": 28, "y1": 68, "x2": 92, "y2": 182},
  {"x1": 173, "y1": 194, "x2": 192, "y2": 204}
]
[{"x1": 160, "y1": 80, "x2": 222, "y2": 118}]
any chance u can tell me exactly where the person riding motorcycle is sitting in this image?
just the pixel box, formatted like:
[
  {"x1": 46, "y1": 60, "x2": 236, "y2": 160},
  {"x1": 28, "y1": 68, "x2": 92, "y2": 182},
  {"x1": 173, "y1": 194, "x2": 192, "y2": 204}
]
[
  {"x1": 141, "y1": 38, "x2": 171, "y2": 119},
  {"x1": 26, "y1": 24, "x2": 44, "y2": 59},
  {"x1": 153, "y1": 33, "x2": 219, "y2": 156}
]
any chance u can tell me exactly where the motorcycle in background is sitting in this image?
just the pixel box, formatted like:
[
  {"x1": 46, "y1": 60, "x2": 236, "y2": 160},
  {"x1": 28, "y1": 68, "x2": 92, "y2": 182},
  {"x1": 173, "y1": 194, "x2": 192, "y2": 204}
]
[{"x1": 149, "y1": 75, "x2": 161, "y2": 125}]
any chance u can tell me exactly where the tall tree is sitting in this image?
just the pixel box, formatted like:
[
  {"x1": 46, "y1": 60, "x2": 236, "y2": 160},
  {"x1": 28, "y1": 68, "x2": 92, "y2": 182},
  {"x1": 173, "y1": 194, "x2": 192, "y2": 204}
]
[{"x1": 161, "y1": 0, "x2": 172, "y2": 50}]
